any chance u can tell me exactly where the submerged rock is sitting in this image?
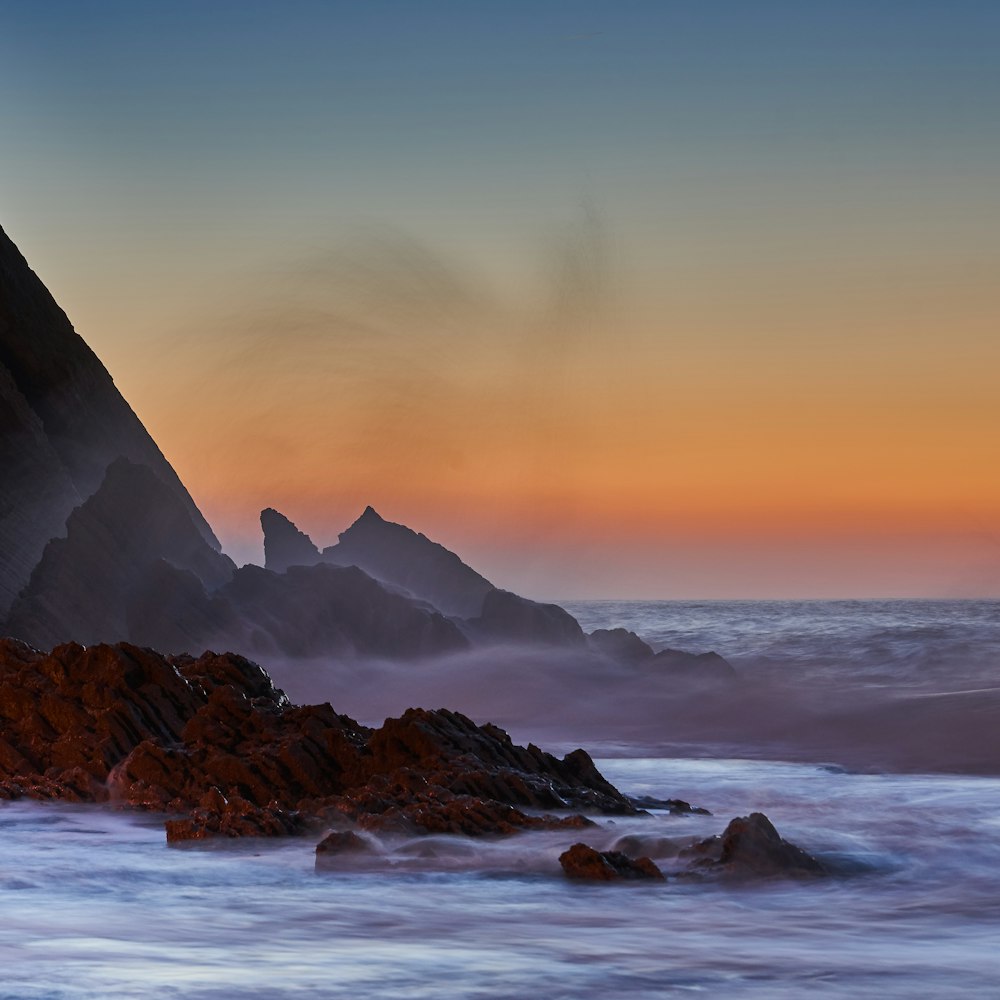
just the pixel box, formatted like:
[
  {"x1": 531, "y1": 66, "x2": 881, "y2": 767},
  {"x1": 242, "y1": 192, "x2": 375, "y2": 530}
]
[
  {"x1": 650, "y1": 648, "x2": 736, "y2": 683},
  {"x1": 559, "y1": 842, "x2": 665, "y2": 881},
  {"x1": 315, "y1": 830, "x2": 375, "y2": 858}
]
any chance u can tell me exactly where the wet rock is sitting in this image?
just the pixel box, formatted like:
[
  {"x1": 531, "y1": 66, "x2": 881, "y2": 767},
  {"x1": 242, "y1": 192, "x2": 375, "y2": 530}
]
[
  {"x1": 315, "y1": 830, "x2": 374, "y2": 857},
  {"x1": 611, "y1": 833, "x2": 695, "y2": 859},
  {"x1": 166, "y1": 790, "x2": 304, "y2": 843},
  {"x1": 628, "y1": 795, "x2": 711, "y2": 815},
  {"x1": 684, "y1": 812, "x2": 825, "y2": 876},
  {"x1": 559, "y1": 842, "x2": 664, "y2": 881}
]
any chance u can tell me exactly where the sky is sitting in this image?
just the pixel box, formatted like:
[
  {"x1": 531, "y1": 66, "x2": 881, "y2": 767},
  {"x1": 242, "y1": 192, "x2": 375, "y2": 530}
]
[{"x1": 2, "y1": 1, "x2": 999, "y2": 599}]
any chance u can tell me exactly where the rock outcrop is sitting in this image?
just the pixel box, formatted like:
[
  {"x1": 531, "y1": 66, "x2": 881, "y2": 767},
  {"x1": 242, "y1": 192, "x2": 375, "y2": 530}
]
[
  {"x1": 0, "y1": 639, "x2": 640, "y2": 840},
  {"x1": 0, "y1": 224, "x2": 219, "y2": 618}
]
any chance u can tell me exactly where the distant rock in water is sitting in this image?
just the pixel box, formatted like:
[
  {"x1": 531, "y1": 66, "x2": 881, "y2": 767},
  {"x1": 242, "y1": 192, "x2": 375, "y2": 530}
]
[
  {"x1": 470, "y1": 589, "x2": 586, "y2": 646},
  {"x1": 6, "y1": 458, "x2": 236, "y2": 649},
  {"x1": 684, "y1": 812, "x2": 825, "y2": 877},
  {"x1": 260, "y1": 508, "x2": 321, "y2": 573},
  {"x1": 650, "y1": 648, "x2": 737, "y2": 683},
  {"x1": 588, "y1": 627, "x2": 654, "y2": 664},
  {"x1": 0, "y1": 224, "x2": 220, "y2": 619}
]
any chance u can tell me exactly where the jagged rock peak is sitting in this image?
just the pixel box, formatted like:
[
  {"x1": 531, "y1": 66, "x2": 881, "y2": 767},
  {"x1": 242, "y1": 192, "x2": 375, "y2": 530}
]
[
  {"x1": 320, "y1": 506, "x2": 496, "y2": 620},
  {"x1": 261, "y1": 508, "x2": 321, "y2": 573}
]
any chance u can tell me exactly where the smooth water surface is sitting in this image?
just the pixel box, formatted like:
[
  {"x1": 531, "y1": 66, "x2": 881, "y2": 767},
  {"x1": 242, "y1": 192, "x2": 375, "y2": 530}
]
[{"x1": 3, "y1": 756, "x2": 1000, "y2": 999}]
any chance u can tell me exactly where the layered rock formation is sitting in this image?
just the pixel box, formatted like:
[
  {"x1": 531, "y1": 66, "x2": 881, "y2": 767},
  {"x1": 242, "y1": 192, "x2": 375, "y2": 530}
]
[
  {"x1": 0, "y1": 639, "x2": 639, "y2": 839},
  {"x1": 0, "y1": 224, "x2": 219, "y2": 618}
]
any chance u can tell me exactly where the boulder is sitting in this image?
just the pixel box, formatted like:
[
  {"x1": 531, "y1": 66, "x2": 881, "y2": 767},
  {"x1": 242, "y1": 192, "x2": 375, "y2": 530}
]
[{"x1": 559, "y1": 842, "x2": 664, "y2": 881}]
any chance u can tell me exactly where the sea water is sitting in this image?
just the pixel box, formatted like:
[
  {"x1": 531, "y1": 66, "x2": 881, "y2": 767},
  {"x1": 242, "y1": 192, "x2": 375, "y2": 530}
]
[{"x1": 2, "y1": 601, "x2": 999, "y2": 998}]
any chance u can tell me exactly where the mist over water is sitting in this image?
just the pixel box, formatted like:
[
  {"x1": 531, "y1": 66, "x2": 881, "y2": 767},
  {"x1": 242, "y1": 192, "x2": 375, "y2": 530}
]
[{"x1": 265, "y1": 599, "x2": 1000, "y2": 776}]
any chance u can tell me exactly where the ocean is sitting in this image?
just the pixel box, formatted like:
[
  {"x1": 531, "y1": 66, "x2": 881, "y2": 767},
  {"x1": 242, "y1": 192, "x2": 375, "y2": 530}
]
[{"x1": 2, "y1": 600, "x2": 999, "y2": 998}]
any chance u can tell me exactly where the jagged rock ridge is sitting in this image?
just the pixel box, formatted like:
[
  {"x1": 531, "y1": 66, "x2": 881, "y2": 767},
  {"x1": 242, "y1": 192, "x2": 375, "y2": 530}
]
[{"x1": 263, "y1": 505, "x2": 494, "y2": 619}]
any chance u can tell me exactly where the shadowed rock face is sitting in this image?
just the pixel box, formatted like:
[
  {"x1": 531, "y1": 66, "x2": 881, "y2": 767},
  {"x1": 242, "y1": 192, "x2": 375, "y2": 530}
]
[
  {"x1": 0, "y1": 640, "x2": 639, "y2": 839},
  {"x1": 0, "y1": 224, "x2": 220, "y2": 618},
  {"x1": 6, "y1": 458, "x2": 235, "y2": 650},
  {"x1": 263, "y1": 505, "x2": 496, "y2": 620}
]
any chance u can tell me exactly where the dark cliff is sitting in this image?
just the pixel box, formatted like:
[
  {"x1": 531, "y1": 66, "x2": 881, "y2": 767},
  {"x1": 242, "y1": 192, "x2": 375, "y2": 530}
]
[{"x1": 0, "y1": 224, "x2": 220, "y2": 618}]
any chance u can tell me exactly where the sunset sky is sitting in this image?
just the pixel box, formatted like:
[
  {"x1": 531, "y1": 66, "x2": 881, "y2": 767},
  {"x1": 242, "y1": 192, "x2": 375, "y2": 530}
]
[{"x1": 2, "y1": 1, "x2": 999, "y2": 598}]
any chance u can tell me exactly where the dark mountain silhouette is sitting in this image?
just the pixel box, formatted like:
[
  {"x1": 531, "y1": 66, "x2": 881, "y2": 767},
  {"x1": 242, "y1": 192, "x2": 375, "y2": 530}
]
[{"x1": 0, "y1": 224, "x2": 219, "y2": 618}]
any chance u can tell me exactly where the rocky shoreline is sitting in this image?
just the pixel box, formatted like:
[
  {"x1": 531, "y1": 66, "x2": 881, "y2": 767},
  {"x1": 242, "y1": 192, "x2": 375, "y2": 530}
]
[{"x1": 0, "y1": 638, "x2": 823, "y2": 881}]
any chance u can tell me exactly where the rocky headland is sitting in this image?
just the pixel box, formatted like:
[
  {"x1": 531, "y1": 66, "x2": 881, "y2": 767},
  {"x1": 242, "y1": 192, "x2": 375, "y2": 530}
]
[{"x1": 0, "y1": 221, "x2": 818, "y2": 882}]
